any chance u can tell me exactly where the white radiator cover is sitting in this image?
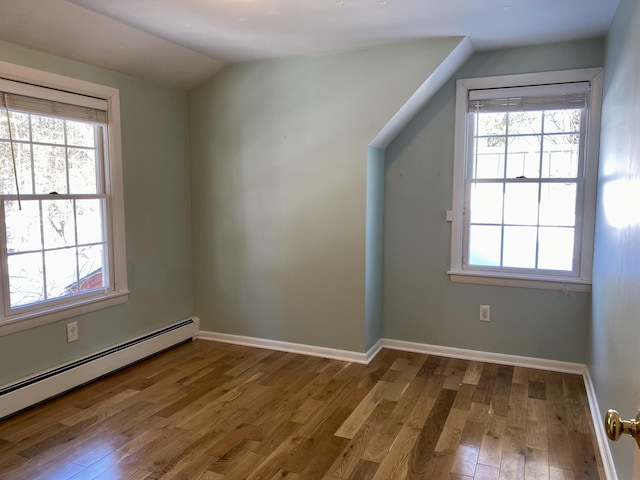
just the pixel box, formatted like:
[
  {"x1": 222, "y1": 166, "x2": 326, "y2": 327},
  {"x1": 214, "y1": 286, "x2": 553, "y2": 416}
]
[{"x1": 0, "y1": 316, "x2": 200, "y2": 419}]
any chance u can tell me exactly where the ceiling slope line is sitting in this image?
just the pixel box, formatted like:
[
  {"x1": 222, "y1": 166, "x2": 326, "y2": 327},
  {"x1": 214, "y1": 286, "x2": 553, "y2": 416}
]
[{"x1": 369, "y1": 36, "x2": 474, "y2": 149}]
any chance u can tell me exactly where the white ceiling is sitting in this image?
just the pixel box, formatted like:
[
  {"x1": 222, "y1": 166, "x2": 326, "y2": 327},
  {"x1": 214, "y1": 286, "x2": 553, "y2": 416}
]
[{"x1": 0, "y1": 0, "x2": 619, "y2": 90}]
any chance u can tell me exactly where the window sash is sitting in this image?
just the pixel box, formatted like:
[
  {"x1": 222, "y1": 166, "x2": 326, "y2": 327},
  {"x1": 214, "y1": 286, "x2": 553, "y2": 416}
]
[
  {"x1": 462, "y1": 177, "x2": 585, "y2": 277},
  {"x1": 0, "y1": 193, "x2": 113, "y2": 318},
  {"x1": 0, "y1": 93, "x2": 113, "y2": 320},
  {"x1": 462, "y1": 88, "x2": 588, "y2": 278},
  {"x1": 466, "y1": 109, "x2": 586, "y2": 181}
]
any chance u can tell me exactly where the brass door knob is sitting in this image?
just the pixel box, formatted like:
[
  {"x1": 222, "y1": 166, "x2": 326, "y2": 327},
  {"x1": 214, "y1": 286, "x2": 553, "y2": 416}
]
[{"x1": 605, "y1": 409, "x2": 640, "y2": 448}]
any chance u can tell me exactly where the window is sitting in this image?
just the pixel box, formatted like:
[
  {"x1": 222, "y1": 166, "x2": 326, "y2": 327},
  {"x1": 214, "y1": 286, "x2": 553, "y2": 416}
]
[
  {"x1": 0, "y1": 62, "x2": 128, "y2": 334},
  {"x1": 449, "y1": 69, "x2": 603, "y2": 291}
]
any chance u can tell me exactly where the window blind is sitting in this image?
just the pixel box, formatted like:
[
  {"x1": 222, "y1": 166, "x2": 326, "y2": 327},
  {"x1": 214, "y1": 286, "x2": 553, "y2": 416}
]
[
  {"x1": 468, "y1": 82, "x2": 589, "y2": 113},
  {"x1": 0, "y1": 77, "x2": 107, "y2": 124}
]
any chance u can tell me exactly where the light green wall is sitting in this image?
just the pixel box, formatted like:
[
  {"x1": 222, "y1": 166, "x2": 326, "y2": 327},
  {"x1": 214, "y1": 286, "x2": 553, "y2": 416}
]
[
  {"x1": 188, "y1": 38, "x2": 464, "y2": 353},
  {"x1": 365, "y1": 146, "x2": 385, "y2": 350},
  {"x1": 0, "y1": 41, "x2": 193, "y2": 385},
  {"x1": 383, "y1": 38, "x2": 604, "y2": 363},
  {"x1": 590, "y1": 0, "x2": 640, "y2": 477}
]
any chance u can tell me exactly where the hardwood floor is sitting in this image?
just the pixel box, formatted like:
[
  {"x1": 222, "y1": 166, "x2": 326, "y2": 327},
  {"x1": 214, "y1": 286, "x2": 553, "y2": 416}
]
[{"x1": 0, "y1": 340, "x2": 604, "y2": 479}]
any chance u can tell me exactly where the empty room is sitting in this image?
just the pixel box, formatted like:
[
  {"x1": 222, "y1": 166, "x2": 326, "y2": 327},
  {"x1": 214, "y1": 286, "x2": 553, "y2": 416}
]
[{"x1": 0, "y1": 0, "x2": 639, "y2": 478}]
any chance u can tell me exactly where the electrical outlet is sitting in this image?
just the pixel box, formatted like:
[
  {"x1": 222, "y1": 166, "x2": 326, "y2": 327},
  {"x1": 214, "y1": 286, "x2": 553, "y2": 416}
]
[
  {"x1": 480, "y1": 305, "x2": 491, "y2": 322},
  {"x1": 67, "y1": 321, "x2": 78, "y2": 343}
]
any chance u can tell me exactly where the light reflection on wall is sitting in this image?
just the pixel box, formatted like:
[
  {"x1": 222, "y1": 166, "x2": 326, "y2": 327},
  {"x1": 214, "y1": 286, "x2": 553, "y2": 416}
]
[{"x1": 602, "y1": 178, "x2": 640, "y2": 228}]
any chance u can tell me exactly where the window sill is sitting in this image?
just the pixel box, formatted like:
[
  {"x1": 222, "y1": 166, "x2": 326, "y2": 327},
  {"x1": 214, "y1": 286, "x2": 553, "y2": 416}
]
[
  {"x1": 447, "y1": 270, "x2": 591, "y2": 292},
  {"x1": 0, "y1": 290, "x2": 130, "y2": 336}
]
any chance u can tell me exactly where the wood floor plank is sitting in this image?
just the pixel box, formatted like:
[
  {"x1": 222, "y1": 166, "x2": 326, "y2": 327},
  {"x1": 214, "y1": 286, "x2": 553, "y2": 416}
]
[
  {"x1": 453, "y1": 383, "x2": 477, "y2": 411},
  {"x1": 0, "y1": 341, "x2": 604, "y2": 480},
  {"x1": 491, "y1": 365, "x2": 514, "y2": 417},
  {"x1": 462, "y1": 361, "x2": 484, "y2": 386},
  {"x1": 549, "y1": 465, "x2": 575, "y2": 480},
  {"x1": 435, "y1": 408, "x2": 469, "y2": 454},
  {"x1": 512, "y1": 367, "x2": 529, "y2": 385},
  {"x1": 507, "y1": 405, "x2": 528, "y2": 430},
  {"x1": 562, "y1": 374, "x2": 588, "y2": 406},
  {"x1": 474, "y1": 463, "x2": 500, "y2": 480},
  {"x1": 568, "y1": 431, "x2": 600, "y2": 479},
  {"x1": 545, "y1": 372, "x2": 566, "y2": 405},
  {"x1": 509, "y1": 383, "x2": 529, "y2": 410},
  {"x1": 442, "y1": 359, "x2": 471, "y2": 391},
  {"x1": 524, "y1": 447, "x2": 549, "y2": 480},
  {"x1": 334, "y1": 381, "x2": 388, "y2": 439},
  {"x1": 547, "y1": 403, "x2": 573, "y2": 471},
  {"x1": 370, "y1": 425, "x2": 420, "y2": 480},
  {"x1": 346, "y1": 459, "x2": 379, "y2": 480},
  {"x1": 451, "y1": 444, "x2": 479, "y2": 477},
  {"x1": 379, "y1": 375, "x2": 427, "y2": 435},
  {"x1": 362, "y1": 431, "x2": 395, "y2": 464},
  {"x1": 327, "y1": 419, "x2": 379, "y2": 478},
  {"x1": 460, "y1": 420, "x2": 485, "y2": 449},
  {"x1": 477, "y1": 421, "x2": 504, "y2": 469},
  {"x1": 503, "y1": 425, "x2": 527, "y2": 456},
  {"x1": 410, "y1": 388, "x2": 457, "y2": 473},
  {"x1": 500, "y1": 451, "x2": 526, "y2": 480}
]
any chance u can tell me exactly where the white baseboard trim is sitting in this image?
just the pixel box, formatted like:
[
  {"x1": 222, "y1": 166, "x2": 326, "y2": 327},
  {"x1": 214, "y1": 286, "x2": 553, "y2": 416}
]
[
  {"x1": 0, "y1": 317, "x2": 200, "y2": 420},
  {"x1": 583, "y1": 368, "x2": 618, "y2": 480},
  {"x1": 379, "y1": 339, "x2": 586, "y2": 375},
  {"x1": 197, "y1": 331, "x2": 584, "y2": 374},
  {"x1": 197, "y1": 331, "x2": 369, "y2": 364},
  {"x1": 366, "y1": 339, "x2": 383, "y2": 364}
]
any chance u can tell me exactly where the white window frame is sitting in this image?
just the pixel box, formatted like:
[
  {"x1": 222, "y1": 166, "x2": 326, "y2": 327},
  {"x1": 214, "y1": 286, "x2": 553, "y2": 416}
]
[
  {"x1": 0, "y1": 61, "x2": 128, "y2": 335},
  {"x1": 448, "y1": 68, "x2": 603, "y2": 292}
]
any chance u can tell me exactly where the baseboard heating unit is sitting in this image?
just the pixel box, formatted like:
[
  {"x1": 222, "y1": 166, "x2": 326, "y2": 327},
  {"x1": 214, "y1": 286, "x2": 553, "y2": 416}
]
[{"x1": 0, "y1": 316, "x2": 200, "y2": 419}]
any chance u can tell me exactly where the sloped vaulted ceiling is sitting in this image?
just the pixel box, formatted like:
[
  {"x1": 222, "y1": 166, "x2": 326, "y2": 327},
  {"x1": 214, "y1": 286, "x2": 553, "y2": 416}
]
[{"x1": 0, "y1": 0, "x2": 619, "y2": 89}]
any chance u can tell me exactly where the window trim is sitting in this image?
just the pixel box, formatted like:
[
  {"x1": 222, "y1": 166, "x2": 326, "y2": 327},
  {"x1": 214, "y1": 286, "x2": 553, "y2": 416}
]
[
  {"x1": 448, "y1": 68, "x2": 603, "y2": 292},
  {"x1": 0, "y1": 61, "x2": 128, "y2": 335}
]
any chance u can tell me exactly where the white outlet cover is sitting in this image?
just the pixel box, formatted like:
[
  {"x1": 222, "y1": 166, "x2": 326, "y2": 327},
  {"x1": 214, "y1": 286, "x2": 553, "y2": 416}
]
[{"x1": 67, "y1": 322, "x2": 79, "y2": 342}]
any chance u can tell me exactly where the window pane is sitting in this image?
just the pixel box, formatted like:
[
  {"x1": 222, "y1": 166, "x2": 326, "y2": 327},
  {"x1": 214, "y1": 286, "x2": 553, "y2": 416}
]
[
  {"x1": 45, "y1": 247, "x2": 77, "y2": 300},
  {"x1": 541, "y1": 134, "x2": 580, "y2": 178},
  {"x1": 506, "y1": 135, "x2": 541, "y2": 178},
  {"x1": 0, "y1": 110, "x2": 6, "y2": 139},
  {"x1": 0, "y1": 141, "x2": 34, "y2": 195},
  {"x1": 0, "y1": 111, "x2": 30, "y2": 141},
  {"x1": 539, "y1": 184, "x2": 576, "y2": 226},
  {"x1": 42, "y1": 200, "x2": 75, "y2": 249},
  {"x1": 31, "y1": 114, "x2": 64, "y2": 145},
  {"x1": 508, "y1": 111, "x2": 542, "y2": 135},
  {"x1": 543, "y1": 109, "x2": 581, "y2": 134},
  {"x1": 473, "y1": 137, "x2": 505, "y2": 179},
  {"x1": 503, "y1": 226, "x2": 537, "y2": 268},
  {"x1": 538, "y1": 227, "x2": 574, "y2": 271},
  {"x1": 504, "y1": 183, "x2": 538, "y2": 225},
  {"x1": 65, "y1": 120, "x2": 95, "y2": 148},
  {"x1": 33, "y1": 145, "x2": 67, "y2": 194},
  {"x1": 78, "y1": 244, "x2": 106, "y2": 292},
  {"x1": 69, "y1": 148, "x2": 98, "y2": 194},
  {"x1": 5, "y1": 200, "x2": 42, "y2": 253},
  {"x1": 470, "y1": 183, "x2": 503, "y2": 224},
  {"x1": 469, "y1": 225, "x2": 502, "y2": 266},
  {"x1": 8, "y1": 252, "x2": 44, "y2": 307},
  {"x1": 476, "y1": 112, "x2": 506, "y2": 137},
  {"x1": 76, "y1": 199, "x2": 104, "y2": 245}
]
